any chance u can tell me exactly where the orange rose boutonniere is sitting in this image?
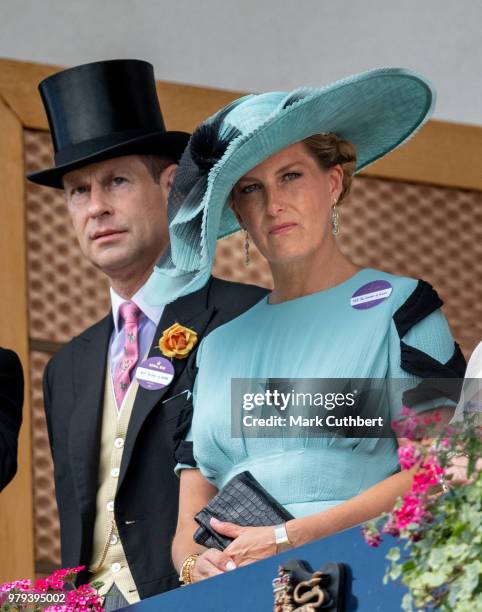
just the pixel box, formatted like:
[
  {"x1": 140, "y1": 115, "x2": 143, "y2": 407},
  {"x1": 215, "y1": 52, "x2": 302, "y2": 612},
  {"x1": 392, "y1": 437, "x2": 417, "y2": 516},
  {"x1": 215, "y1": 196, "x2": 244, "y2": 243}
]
[{"x1": 159, "y1": 323, "x2": 198, "y2": 359}]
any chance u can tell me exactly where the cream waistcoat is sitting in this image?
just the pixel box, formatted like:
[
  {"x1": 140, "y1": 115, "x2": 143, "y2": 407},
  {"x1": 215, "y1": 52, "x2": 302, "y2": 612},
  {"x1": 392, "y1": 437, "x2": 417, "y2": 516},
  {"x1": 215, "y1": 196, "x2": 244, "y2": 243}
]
[{"x1": 88, "y1": 368, "x2": 140, "y2": 605}]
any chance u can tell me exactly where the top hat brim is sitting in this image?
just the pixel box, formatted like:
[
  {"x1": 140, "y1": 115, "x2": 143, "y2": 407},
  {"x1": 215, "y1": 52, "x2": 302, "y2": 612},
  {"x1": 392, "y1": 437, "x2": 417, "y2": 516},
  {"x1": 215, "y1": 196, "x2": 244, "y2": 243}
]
[{"x1": 27, "y1": 130, "x2": 190, "y2": 189}]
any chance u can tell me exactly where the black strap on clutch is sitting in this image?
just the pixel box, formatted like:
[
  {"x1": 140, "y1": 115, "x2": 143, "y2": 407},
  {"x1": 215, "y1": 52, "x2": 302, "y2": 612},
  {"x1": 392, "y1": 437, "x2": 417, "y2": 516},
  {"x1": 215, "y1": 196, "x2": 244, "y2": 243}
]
[{"x1": 194, "y1": 471, "x2": 294, "y2": 550}]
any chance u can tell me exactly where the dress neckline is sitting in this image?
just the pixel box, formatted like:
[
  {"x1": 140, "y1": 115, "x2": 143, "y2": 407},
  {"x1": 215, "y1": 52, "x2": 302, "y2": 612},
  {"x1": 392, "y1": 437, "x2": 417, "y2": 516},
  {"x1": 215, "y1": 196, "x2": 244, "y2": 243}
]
[{"x1": 264, "y1": 267, "x2": 373, "y2": 307}]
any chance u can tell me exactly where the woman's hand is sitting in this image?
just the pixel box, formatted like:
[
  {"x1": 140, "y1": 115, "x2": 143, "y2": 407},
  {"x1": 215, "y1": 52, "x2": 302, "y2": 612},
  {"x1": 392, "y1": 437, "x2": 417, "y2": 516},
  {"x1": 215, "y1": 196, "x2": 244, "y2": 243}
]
[
  {"x1": 210, "y1": 518, "x2": 277, "y2": 567},
  {"x1": 191, "y1": 547, "x2": 237, "y2": 582},
  {"x1": 445, "y1": 455, "x2": 482, "y2": 485}
]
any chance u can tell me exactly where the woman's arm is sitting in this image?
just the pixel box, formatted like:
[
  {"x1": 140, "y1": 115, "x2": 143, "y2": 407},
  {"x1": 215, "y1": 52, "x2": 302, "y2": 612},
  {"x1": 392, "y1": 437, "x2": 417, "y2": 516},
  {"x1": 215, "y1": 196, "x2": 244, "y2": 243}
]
[
  {"x1": 287, "y1": 463, "x2": 417, "y2": 547},
  {"x1": 172, "y1": 468, "x2": 237, "y2": 581},
  {"x1": 211, "y1": 461, "x2": 418, "y2": 567}
]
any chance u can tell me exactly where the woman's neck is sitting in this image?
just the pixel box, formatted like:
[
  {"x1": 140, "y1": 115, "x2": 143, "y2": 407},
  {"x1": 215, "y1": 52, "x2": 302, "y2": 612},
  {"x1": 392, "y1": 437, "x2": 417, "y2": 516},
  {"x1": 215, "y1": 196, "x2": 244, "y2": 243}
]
[{"x1": 268, "y1": 244, "x2": 360, "y2": 304}]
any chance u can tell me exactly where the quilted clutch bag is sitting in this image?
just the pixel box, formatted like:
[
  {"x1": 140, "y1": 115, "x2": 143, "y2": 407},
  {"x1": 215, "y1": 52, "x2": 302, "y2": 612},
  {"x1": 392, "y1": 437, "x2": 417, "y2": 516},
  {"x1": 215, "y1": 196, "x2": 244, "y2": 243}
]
[{"x1": 193, "y1": 471, "x2": 294, "y2": 550}]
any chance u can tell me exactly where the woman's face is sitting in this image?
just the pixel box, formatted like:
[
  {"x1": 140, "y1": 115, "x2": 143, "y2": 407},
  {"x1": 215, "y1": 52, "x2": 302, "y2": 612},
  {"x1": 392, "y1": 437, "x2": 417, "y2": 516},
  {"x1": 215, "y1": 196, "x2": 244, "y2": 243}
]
[{"x1": 231, "y1": 142, "x2": 343, "y2": 266}]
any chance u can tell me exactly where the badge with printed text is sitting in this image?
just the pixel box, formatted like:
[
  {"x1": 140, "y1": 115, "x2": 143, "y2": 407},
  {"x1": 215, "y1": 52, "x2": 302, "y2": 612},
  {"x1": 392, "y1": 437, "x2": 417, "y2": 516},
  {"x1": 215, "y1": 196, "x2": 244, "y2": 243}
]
[
  {"x1": 135, "y1": 356, "x2": 175, "y2": 390},
  {"x1": 350, "y1": 280, "x2": 393, "y2": 310}
]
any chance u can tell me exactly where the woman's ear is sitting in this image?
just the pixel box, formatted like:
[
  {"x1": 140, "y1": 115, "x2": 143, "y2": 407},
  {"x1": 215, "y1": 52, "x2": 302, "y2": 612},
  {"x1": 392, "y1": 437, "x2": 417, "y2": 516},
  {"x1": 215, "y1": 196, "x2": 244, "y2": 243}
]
[
  {"x1": 328, "y1": 164, "x2": 343, "y2": 203},
  {"x1": 229, "y1": 196, "x2": 245, "y2": 229}
]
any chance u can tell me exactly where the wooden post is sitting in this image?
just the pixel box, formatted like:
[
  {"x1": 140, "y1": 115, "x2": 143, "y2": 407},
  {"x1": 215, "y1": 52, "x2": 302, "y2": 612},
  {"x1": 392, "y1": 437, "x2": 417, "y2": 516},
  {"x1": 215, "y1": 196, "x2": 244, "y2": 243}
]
[{"x1": 0, "y1": 97, "x2": 34, "y2": 580}]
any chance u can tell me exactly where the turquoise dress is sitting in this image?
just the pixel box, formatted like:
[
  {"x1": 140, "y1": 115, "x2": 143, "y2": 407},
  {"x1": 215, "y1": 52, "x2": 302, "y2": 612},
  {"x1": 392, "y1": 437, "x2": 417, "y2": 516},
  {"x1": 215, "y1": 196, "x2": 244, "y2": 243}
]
[{"x1": 177, "y1": 269, "x2": 460, "y2": 518}]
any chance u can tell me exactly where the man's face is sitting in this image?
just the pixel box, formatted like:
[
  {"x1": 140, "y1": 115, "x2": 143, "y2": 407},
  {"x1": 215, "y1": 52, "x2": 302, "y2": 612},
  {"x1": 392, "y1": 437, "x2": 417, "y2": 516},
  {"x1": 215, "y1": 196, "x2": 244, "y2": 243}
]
[{"x1": 63, "y1": 155, "x2": 174, "y2": 282}]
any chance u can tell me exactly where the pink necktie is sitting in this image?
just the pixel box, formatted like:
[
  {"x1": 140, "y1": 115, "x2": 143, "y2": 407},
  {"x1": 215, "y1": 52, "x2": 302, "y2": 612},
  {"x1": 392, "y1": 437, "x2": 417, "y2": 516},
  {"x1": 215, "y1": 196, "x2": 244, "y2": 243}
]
[{"x1": 114, "y1": 301, "x2": 141, "y2": 409}]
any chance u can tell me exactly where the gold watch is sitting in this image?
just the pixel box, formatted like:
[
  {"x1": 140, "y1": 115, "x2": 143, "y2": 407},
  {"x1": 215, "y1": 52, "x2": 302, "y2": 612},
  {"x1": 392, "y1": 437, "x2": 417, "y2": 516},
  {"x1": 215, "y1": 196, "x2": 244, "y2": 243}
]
[{"x1": 179, "y1": 553, "x2": 200, "y2": 585}]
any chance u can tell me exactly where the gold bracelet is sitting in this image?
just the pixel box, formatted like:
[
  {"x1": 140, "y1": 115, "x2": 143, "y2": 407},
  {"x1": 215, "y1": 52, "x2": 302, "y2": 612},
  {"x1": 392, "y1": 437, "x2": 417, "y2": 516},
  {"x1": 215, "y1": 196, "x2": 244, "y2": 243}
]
[{"x1": 179, "y1": 553, "x2": 200, "y2": 585}]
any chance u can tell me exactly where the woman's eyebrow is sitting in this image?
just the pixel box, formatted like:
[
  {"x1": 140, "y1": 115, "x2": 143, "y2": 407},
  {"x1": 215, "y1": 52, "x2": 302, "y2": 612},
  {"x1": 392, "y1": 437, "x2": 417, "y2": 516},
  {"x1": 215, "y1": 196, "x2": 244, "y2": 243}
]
[
  {"x1": 275, "y1": 162, "x2": 304, "y2": 175},
  {"x1": 236, "y1": 173, "x2": 259, "y2": 184},
  {"x1": 237, "y1": 162, "x2": 304, "y2": 184}
]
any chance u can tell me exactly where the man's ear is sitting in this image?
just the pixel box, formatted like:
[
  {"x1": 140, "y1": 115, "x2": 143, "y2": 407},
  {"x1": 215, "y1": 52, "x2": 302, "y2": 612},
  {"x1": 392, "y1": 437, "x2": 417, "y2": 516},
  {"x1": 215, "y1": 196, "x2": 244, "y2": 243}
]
[{"x1": 159, "y1": 163, "x2": 178, "y2": 198}]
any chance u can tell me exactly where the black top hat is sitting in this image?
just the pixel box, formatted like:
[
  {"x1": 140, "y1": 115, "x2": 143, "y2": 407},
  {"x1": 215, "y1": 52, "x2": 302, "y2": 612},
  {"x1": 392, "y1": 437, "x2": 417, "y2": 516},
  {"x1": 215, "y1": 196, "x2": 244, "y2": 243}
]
[{"x1": 27, "y1": 59, "x2": 190, "y2": 188}]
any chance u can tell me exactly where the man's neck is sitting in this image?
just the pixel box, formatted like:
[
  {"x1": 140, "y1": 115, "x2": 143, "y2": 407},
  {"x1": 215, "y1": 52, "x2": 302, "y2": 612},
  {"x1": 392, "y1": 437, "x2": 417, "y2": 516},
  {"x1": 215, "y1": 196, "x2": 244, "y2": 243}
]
[{"x1": 109, "y1": 267, "x2": 153, "y2": 300}]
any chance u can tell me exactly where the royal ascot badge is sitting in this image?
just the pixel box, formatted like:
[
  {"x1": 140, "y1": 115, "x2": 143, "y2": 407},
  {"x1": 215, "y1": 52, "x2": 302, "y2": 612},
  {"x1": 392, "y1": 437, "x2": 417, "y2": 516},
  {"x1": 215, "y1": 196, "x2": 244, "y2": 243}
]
[
  {"x1": 158, "y1": 322, "x2": 198, "y2": 360},
  {"x1": 136, "y1": 357, "x2": 175, "y2": 390},
  {"x1": 350, "y1": 280, "x2": 393, "y2": 310}
]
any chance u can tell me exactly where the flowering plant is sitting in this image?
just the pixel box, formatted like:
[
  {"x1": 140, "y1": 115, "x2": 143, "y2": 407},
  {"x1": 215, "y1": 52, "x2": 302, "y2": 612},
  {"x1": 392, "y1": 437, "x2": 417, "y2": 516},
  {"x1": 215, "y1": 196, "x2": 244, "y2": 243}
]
[
  {"x1": 0, "y1": 567, "x2": 104, "y2": 611},
  {"x1": 362, "y1": 408, "x2": 482, "y2": 611}
]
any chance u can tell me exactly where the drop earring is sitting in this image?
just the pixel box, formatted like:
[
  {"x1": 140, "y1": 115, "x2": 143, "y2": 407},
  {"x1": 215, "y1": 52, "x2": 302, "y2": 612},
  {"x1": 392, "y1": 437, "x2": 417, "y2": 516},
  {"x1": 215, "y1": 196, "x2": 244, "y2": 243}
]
[
  {"x1": 244, "y1": 229, "x2": 250, "y2": 265},
  {"x1": 331, "y1": 200, "x2": 340, "y2": 236}
]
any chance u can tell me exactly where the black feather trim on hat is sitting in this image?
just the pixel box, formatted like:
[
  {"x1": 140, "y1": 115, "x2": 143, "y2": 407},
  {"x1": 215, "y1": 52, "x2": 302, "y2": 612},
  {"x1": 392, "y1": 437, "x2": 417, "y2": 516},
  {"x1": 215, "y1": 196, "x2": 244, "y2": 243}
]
[{"x1": 190, "y1": 98, "x2": 244, "y2": 173}]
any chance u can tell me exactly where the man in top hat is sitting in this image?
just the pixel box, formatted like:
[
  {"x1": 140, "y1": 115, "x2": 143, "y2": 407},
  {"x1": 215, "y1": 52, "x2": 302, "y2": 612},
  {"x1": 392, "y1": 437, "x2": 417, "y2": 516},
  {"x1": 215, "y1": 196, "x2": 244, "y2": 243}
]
[
  {"x1": 28, "y1": 59, "x2": 267, "y2": 609},
  {"x1": 0, "y1": 347, "x2": 23, "y2": 492}
]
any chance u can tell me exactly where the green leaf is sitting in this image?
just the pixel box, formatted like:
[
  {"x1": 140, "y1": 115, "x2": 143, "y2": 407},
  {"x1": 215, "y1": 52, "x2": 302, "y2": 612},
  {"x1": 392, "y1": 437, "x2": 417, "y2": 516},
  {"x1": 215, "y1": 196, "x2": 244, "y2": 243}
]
[
  {"x1": 452, "y1": 522, "x2": 468, "y2": 537},
  {"x1": 428, "y1": 547, "x2": 446, "y2": 568},
  {"x1": 389, "y1": 564, "x2": 402, "y2": 581},
  {"x1": 401, "y1": 592, "x2": 413, "y2": 612},
  {"x1": 386, "y1": 547, "x2": 401, "y2": 562},
  {"x1": 424, "y1": 571, "x2": 447, "y2": 588},
  {"x1": 458, "y1": 560, "x2": 482, "y2": 597},
  {"x1": 90, "y1": 581, "x2": 104, "y2": 590},
  {"x1": 402, "y1": 559, "x2": 416, "y2": 573}
]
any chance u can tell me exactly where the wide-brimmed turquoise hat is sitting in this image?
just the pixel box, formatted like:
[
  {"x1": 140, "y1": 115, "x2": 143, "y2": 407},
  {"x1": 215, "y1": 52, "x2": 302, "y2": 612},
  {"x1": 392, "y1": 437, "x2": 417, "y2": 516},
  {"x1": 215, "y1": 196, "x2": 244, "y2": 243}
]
[{"x1": 144, "y1": 67, "x2": 435, "y2": 305}]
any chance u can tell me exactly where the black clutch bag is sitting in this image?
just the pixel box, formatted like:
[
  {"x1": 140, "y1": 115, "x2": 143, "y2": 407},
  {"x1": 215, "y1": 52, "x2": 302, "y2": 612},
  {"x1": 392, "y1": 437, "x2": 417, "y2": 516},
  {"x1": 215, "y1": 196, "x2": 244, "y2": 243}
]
[{"x1": 193, "y1": 471, "x2": 294, "y2": 550}]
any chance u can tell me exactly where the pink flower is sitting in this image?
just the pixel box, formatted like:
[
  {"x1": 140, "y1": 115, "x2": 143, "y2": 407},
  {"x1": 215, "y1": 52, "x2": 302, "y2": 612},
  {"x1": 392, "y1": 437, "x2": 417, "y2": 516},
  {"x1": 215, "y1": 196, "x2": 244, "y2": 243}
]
[
  {"x1": 398, "y1": 444, "x2": 421, "y2": 470},
  {"x1": 1, "y1": 566, "x2": 99, "y2": 612},
  {"x1": 382, "y1": 517, "x2": 400, "y2": 537},
  {"x1": 7, "y1": 579, "x2": 32, "y2": 591},
  {"x1": 47, "y1": 578, "x2": 65, "y2": 590},
  {"x1": 393, "y1": 493, "x2": 427, "y2": 530},
  {"x1": 411, "y1": 457, "x2": 444, "y2": 495},
  {"x1": 391, "y1": 407, "x2": 423, "y2": 439},
  {"x1": 34, "y1": 578, "x2": 49, "y2": 592},
  {"x1": 65, "y1": 583, "x2": 103, "y2": 611},
  {"x1": 400, "y1": 406, "x2": 416, "y2": 418},
  {"x1": 361, "y1": 525, "x2": 382, "y2": 547}
]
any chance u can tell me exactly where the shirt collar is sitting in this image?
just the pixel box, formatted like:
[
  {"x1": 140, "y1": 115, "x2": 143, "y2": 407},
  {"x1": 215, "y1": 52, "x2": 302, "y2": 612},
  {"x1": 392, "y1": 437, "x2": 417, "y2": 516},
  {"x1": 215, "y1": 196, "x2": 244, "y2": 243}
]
[{"x1": 110, "y1": 285, "x2": 165, "y2": 332}]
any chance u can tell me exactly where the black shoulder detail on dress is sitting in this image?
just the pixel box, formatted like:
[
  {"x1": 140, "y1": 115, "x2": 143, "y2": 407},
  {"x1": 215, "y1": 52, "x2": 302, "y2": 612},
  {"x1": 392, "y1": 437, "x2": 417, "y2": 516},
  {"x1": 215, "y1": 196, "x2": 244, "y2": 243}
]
[
  {"x1": 393, "y1": 279, "x2": 466, "y2": 385},
  {"x1": 393, "y1": 279, "x2": 443, "y2": 339},
  {"x1": 400, "y1": 341, "x2": 466, "y2": 380},
  {"x1": 401, "y1": 342, "x2": 466, "y2": 406}
]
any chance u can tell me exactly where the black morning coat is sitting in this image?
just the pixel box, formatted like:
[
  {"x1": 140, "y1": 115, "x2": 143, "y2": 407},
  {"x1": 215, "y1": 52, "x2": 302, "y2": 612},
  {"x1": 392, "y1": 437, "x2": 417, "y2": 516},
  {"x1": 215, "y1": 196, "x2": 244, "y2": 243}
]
[
  {"x1": 43, "y1": 276, "x2": 267, "y2": 598},
  {"x1": 0, "y1": 347, "x2": 23, "y2": 492}
]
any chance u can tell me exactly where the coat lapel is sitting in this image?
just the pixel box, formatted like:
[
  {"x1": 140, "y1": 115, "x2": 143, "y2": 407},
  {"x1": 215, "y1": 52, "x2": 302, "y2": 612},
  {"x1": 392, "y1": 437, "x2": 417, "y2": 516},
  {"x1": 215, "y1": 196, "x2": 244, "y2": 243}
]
[
  {"x1": 118, "y1": 284, "x2": 216, "y2": 489},
  {"x1": 68, "y1": 314, "x2": 113, "y2": 516}
]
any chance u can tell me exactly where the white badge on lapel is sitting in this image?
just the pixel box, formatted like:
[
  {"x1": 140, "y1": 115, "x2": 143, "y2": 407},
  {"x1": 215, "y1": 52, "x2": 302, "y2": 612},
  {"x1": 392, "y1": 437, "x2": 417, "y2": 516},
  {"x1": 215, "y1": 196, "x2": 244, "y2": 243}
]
[{"x1": 136, "y1": 357, "x2": 174, "y2": 391}]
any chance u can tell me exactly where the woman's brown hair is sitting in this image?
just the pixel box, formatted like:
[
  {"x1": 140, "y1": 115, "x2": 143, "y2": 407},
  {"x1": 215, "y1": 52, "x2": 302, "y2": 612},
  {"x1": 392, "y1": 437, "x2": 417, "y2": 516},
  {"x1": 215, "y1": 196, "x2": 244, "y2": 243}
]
[{"x1": 302, "y1": 134, "x2": 357, "y2": 203}]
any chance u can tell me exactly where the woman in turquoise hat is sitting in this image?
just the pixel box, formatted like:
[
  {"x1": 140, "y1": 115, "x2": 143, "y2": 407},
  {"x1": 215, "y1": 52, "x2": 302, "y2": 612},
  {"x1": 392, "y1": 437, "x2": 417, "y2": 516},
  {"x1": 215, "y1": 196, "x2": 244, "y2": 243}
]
[{"x1": 144, "y1": 68, "x2": 466, "y2": 583}]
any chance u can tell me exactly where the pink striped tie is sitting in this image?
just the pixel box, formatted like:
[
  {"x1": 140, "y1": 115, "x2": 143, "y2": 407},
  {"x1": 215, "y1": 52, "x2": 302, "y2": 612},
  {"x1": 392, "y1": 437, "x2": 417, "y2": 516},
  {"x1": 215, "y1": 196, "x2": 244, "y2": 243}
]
[{"x1": 114, "y1": 301, "x2": 141, "y2": 409}]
